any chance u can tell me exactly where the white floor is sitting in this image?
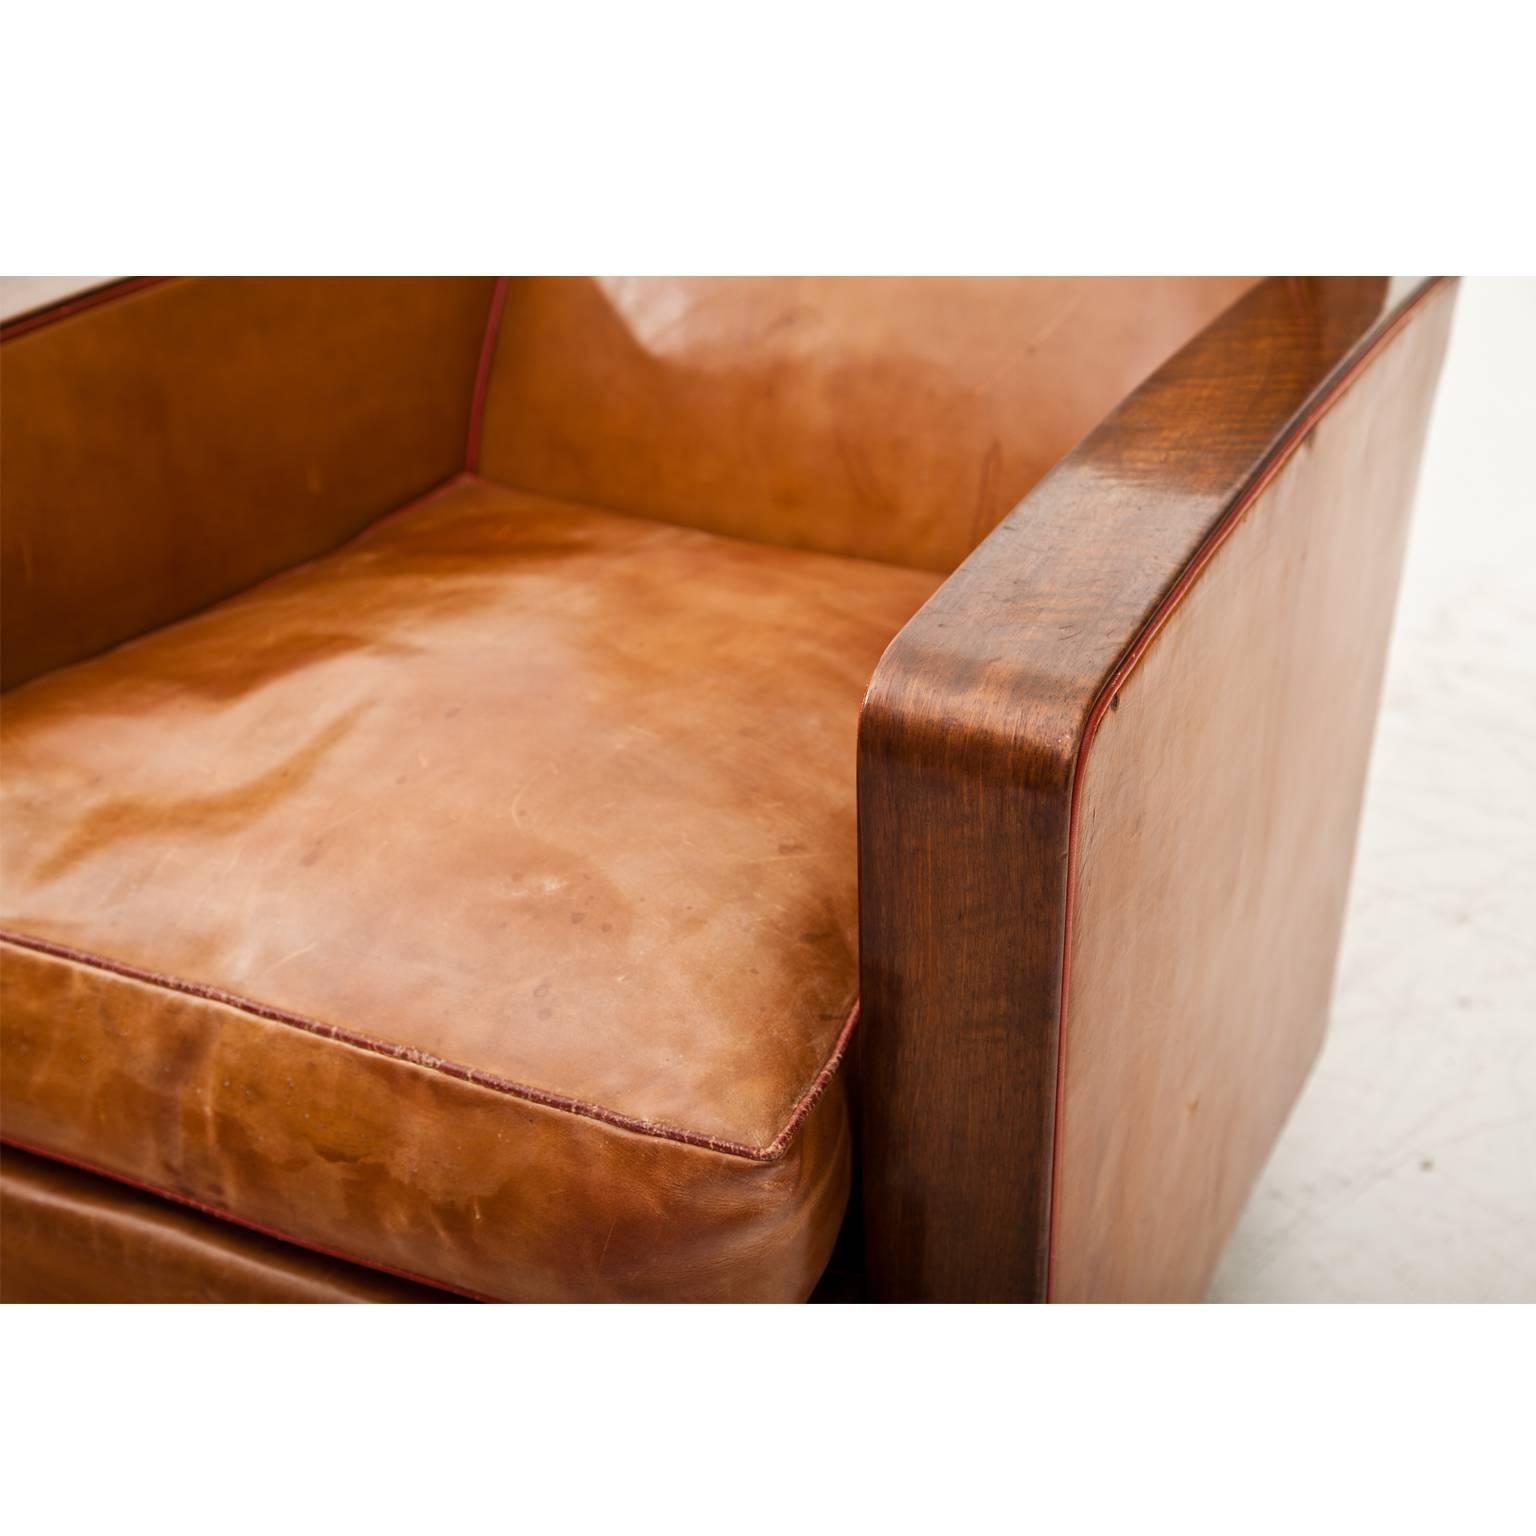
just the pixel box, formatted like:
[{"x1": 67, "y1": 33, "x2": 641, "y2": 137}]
[{"x1": 1210, "y1": 278, "x2": 1536, "y2": 1302}]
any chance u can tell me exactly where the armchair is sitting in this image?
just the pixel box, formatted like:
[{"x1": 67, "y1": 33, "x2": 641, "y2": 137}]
[{"x1": 0, "y1": 276, "x2": 1454, "y2": 1301}]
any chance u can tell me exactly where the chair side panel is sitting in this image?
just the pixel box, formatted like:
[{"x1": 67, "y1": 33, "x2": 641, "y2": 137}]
[
  {"x1": 1053, "y1": 284, "x2": 1455, "y2": 1300},
  {"x1": 1, "y1": 277, "x2": 496, "y2": 689}
]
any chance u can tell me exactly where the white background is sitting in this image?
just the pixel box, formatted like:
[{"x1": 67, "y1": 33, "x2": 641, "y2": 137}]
[{"x1": 2, "y1": 7, "x2": 1531, "y2": 1527}]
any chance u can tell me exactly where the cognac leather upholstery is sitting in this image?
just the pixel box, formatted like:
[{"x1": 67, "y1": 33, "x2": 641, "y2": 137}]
[
  {"x1": 0, "y1": 277, "x2": 496, "y2": 689},
  {"x1": 0, "y1": 1144, "x2": 457, "y2": 1303},
  {"x1": 480, "y1": 276, "x2": 1256, "y2": 570},
  {"x1": 0, "y1": 474, "x2": 938, "y2": 1300}
]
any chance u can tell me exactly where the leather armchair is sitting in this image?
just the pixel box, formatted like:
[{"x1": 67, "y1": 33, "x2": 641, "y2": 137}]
[{"x1": 0, "y1": 276, "x2": 1455, "y2": 1301}]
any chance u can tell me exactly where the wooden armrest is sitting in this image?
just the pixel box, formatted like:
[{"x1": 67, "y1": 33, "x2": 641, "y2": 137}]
[{"x1": 857, "y1": 276, "x2": 1458, "y2": 1301}]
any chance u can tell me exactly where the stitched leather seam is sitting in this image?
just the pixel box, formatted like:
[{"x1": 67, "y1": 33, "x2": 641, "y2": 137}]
[
  {"x1": 0, "y1": 929, "x2": 855, "y2": 1163},
  {"x1": 0, "y1": 1133, "x2": 492, "y2": 1302},
  {"x1": 463, "y1": 276, "x2": 510, "y2": 472},
  {"x1": 1045, "y1": 276, "x2": 1453, "y2": 1300}
]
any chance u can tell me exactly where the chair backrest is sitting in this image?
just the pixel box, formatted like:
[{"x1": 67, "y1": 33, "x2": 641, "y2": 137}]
[
  {"x1": 2, "y1": 275, "x2": 1255, "y2": 693},
  {"x1": 476, "y1": 276, "x2": 1256, "y2": 572}
]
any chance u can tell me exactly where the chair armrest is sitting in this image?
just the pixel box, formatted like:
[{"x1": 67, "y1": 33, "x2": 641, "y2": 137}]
[
  {"x1": 0, "y1": 277, "x2": 497, "y2": 690},
  {"x1": 857, "y1": 277, "x2": 1458, "y2": 1301}
]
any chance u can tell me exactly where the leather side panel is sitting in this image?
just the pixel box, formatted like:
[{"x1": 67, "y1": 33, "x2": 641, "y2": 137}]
[
  {"x1": 1, "y1": 276, "x2": 496, "y2": 689},
  {"x1": 1052, "y1": 283, "x2": 1456, "y2": 1300}
]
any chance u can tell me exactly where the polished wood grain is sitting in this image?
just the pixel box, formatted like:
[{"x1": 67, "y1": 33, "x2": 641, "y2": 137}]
[{"x1": 858, "y1": 277, "x2": 1457, "y2": 1302}]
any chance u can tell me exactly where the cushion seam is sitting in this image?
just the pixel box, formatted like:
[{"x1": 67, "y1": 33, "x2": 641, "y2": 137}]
[{"x1": 0, "y1": 928, "x2": 855, "y2": 1163}]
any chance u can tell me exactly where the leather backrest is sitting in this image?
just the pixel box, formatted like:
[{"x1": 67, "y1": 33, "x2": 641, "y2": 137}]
[
  {"x1": 476, "y1": 277, "x2": 1257, "y2": 572},
  {"x1": 1, "y1": 277, "x2": 496, "y2": 690}
]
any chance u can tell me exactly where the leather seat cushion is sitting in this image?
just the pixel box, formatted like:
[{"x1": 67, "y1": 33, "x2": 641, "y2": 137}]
[{"x1": 0, "y1": 474, "x2": 940, "y2": 1299}]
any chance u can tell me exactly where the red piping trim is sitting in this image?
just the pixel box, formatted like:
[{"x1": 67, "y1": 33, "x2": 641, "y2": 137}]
[
  {"x1": 0, "y1": 1133, "x2": 491, "y2": 1302},
  {"x1": 1044, "y1": 277, "x2": 1451, "y2": 1301},
  {"x1": 0, "y1": 930, "x2": 856, "y2": 1163},
  {"x1": 463, "y1": 277, "x2": 510, "y2": 472},
  {"x1": 0, "y1": 276, "x2": 173, "y2": 343}
]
